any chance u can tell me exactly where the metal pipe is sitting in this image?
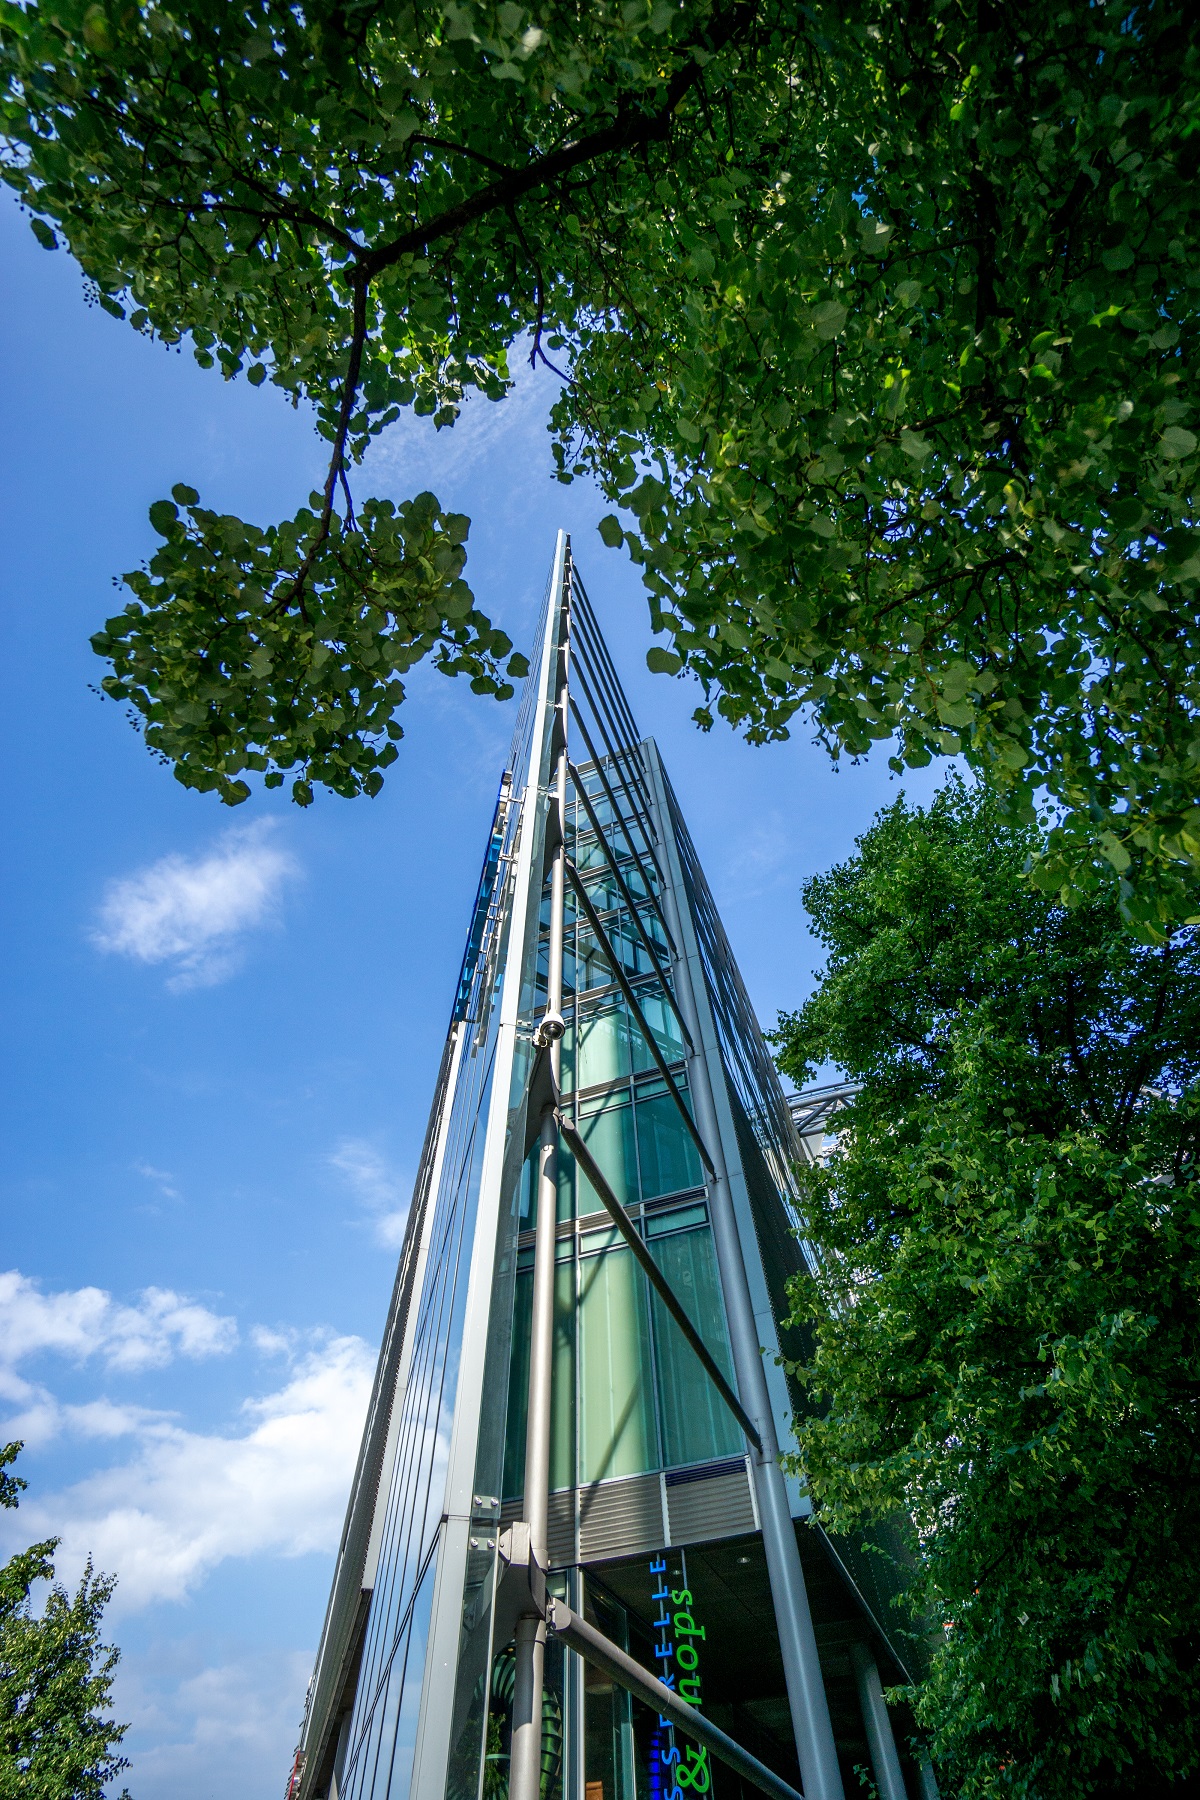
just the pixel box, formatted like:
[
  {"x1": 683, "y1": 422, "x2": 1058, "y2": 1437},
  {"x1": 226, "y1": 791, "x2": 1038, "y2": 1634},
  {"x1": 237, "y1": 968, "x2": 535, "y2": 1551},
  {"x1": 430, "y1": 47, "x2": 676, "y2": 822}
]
[
  {"x1": 654, "y1": 794, "x2": 846, "y2": 1800},
  {"x1": 511, "y1": 567, "x2": 570, "y2": 1800},
  {"x1": 547, "y1": 1598, "x2": 803, "y2": 1800},
  {"x1": 509, "y1": 1614, "x2": 547, "y2": 1800},
  {"x1": 850, "y1": 1644, "x2": 909, "y2": 1800}
]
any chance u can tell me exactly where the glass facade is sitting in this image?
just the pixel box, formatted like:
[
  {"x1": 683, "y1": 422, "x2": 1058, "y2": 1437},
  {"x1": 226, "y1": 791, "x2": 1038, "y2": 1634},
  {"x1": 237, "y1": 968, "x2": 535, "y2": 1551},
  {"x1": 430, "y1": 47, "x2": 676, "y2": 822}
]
[{"x1": 295, "y1": 539, "x2": 920, "y2": 1800}]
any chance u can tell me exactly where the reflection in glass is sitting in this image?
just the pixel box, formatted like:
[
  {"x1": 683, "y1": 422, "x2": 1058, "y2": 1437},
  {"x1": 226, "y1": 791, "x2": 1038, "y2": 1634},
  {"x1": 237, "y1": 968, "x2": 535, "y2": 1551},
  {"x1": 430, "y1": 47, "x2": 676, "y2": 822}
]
[
  {"x1": 578, "y1": 1246, "x2": 655, "y2": 1484},
  {"x1": 649, "y1": 1226, "x2": 741, "y2": 1467},
  {"x1": 635, "y1": 1082, "x2": 703, "y2": 1201}
]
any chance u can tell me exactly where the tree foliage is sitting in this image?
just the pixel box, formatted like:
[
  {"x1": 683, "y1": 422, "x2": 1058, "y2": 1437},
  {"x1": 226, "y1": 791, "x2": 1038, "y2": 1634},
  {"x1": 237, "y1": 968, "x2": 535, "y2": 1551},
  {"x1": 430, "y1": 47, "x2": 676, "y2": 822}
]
[
  {"x1": 0, "y1": 1443, "x2": 131, "y2": 1800},
  {"x1": 1, "y1": 1, "x2": 1199, "y2": 919},
  {"x1": 773, "y1": 779, "x2": 1200, "y2": 1799}
]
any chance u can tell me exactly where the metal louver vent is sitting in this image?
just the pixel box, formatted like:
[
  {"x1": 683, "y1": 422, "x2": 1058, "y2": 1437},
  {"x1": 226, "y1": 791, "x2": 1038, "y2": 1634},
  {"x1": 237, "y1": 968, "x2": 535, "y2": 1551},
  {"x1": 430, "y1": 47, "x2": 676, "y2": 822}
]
[
  {"x1": 499, "y1": 1491, "x2": 577, "y2": 1568},
  {"x1": 578, "y1": 1472, "x2": 666, "y2": 1562},
  {"x1": 666, "y1": 1464, "x2": 756, "y2": 1546}
]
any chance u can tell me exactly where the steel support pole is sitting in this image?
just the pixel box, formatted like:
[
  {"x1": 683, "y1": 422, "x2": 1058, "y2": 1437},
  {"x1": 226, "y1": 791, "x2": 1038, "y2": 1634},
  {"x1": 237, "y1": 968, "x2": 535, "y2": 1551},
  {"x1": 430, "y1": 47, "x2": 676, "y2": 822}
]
[
  {"x1": 510, "y1": 587, "x2": 569, "y2": 1800},
  {"x1": 657, "y1": 850, "x2": 845, "y2": 1800},
  {"x1": 850, "y1": 1645, "x2": 908, "y2": 1800}
]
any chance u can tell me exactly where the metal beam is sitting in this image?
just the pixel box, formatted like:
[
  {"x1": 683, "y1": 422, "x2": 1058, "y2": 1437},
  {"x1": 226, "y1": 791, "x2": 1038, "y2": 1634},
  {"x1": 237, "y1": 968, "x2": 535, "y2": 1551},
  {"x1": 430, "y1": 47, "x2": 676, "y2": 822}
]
[
  {"x1": 567, "y1": 759, "x2": 692, "y2": 1050},
  {"x1": 850, "y1": 1644, "x2": 909, "y2": 1800},
  {"x1": 565, "y1": 860, "x2": 713, "y2": 1176},
  {"x1": 547, "y1": 1598, "x2": 803, "y2": 1800},
  {"x1": 509, "y1": 547, "x2": 570, "y2": 1800},
  {"x1": 555, "y1": 1110, "x2": 761, "y2": 1450},
  {"x1": 567, "y1": 695, "x2": 675, "y2": 952},
  {"x1": 650, "y1": 745, "x2": 846, "y2": 1800}
]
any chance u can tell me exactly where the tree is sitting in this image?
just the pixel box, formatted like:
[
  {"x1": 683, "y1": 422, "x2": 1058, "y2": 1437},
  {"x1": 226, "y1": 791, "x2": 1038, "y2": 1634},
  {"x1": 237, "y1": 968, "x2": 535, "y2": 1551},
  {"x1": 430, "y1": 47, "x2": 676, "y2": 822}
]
[
  {"x1": 772, "y1": 777, "x2": 1200, "y2": 1799},
  {"x1": 0, "y1": 1443, "x2": 131, "y2": 1800},
  {"x1": 1, "y1": 1, "x2": 1198, "y2": 924}
]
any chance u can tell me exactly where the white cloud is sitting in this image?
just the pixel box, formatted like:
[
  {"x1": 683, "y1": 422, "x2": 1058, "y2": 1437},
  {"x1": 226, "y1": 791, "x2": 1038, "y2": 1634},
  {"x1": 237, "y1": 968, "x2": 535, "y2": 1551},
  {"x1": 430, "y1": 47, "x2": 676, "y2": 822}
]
[
  {"x1": 0, "y1": 1272, "x2": 237, "y2": 1377},
  {"x1": 135, "y1": 1162, "x2": 181, "y2": 1204},
  {"x1": 91, "y1": 821, "x2": 299, "y2": 990},
  {"x1": 13, "y1": 1333, "x2": 373, "y2": 1610},
  {"x1": 362, "y1": 340, "x2": 558, "y2": 496},
  {"x1": 116, "y1": 1645, "x2": 313, "y2": 1800},
  {"x1": 329, "y1": 1138, "x2": 411, "y2": 1249}
]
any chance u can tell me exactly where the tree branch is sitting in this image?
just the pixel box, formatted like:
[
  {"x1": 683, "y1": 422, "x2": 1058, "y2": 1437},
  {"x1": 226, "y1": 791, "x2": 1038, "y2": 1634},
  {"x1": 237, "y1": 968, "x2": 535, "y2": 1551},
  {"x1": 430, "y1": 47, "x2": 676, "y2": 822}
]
[{"x1": 361, "y1": 2, "x2": 757, "y2": 281}]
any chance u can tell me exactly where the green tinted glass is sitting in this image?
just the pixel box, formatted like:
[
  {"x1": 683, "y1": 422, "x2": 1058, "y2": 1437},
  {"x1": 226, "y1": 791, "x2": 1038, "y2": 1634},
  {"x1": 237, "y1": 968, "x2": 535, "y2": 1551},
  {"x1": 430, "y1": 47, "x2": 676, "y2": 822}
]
[
  {"x1": 576, "y1": 1097, "x2": 637, "y2": 1211},
  {"x1": 577, "y1": 1246, "x2": 655, "y2": 1483},
  {"x1": 649, "y1": 1226, "x2": 741, "y2": 1467},
  {"x1": 635, "y1": 1084, "x2": 702, "y2": 1201}
]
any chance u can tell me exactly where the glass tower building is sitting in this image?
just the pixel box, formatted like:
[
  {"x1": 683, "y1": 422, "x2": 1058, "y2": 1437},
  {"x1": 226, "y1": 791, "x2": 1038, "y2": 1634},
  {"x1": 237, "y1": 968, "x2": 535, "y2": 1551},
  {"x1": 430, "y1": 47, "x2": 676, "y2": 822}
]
[{"x1": 292, "y1": 537, "x2": 923, "y2": 1800}]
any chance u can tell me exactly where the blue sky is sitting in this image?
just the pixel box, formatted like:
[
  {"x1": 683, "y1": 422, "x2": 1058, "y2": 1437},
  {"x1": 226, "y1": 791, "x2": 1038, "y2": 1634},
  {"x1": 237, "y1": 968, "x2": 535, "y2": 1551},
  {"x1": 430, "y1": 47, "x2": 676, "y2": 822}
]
[{"x1": 0, "y1": 195, "x2": 943, "y2": 1797}]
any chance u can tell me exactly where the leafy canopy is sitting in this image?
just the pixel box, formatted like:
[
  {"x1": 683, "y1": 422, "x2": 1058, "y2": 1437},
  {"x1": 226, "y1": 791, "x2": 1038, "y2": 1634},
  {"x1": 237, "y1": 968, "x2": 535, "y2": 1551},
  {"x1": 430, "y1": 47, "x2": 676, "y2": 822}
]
[
  {"x1": 0, "y1": 1443, "x2": 130, "y2": 1800},
  {"x1": 2, "y1": 1, "x2": 1199, "y2": 923},
  {"x1": 774, "y1": 779, "x2": 1200, "y2": 1799}
]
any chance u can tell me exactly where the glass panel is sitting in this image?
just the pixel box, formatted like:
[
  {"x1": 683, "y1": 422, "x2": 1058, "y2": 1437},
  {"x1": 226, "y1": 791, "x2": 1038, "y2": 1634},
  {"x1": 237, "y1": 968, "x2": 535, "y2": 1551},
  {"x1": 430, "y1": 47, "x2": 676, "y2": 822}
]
[
  {"x1": 578, "y1": 1246, "x2": 655, "y2": 1483},
  {"x1": 502, "y1": 1261, "x2": 575, "y2": 1498},
  {"x1": 576, "y1": 1098, "x2": 637, "y2": 1212},
  {"x1": 575, "y1": 928, "x2": 613, "y2": 992},
  {"x1": 649, "y1": 1226, "x2": 741, "y2": 1468},
  {"x1": 629, "y1": 991, "x2": 686, "y2": 1074},
  {"x1": 644, "y1": 1202, "x2": 708, "y2": 1238},
  {"x1": 634, "y1": 1084, "x2": 703, "y2": 1201},
  {"x1": 575, "y1": 1004, "x2": 633, "y2": 1090},
  {"x1": 582, "y1": 1586, "x2": 639, "y2": 1800},
  {"x1": 552, "y1": 1258, "x2": 576, "y2": 1494},
  {"x1": 503, "y1": 1268, "x2": 531, "y2": 1502},
  {"x1": 579, "y1": 1225, "x2": 622, "y2": 1255}
]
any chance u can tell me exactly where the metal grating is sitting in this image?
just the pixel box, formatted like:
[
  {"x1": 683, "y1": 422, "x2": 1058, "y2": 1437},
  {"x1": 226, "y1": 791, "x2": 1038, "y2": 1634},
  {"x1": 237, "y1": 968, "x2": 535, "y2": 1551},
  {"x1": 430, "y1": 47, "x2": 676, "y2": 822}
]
[
  {"x1": 666, "y1": 1463, "x2": 756, "y2": 1545},
  {"x1": 578, "y1": 1472, "x2": 666, "y2": 1562}
]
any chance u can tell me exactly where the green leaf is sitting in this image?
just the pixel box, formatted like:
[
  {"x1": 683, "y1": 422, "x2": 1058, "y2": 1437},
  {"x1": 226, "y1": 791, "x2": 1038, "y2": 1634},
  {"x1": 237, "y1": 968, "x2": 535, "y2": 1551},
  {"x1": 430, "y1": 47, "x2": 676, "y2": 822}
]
[
  {"x1": 899, "y1": 430, "x2": 933, "y2": 463},
  {"x1": 171, "y1": 483, "x2": 200, "y2": 506},
  {"x1": 1160, "y1": 426, "x2": 1197, "y2": 460},
  {"x1": 598, "y1": 515, "x2": 625, "y2": 549},
  {"x1": 29, "y1": 217, "x2": 57, "y2": 251},
  {"x1": 646, "y1": 646, "x2": 683, "y2": 675},
  {"x1": 147, "y1": 499, "x2": 179, "y2": 536},
  {"x1": 811, "y1": 301, "x2": 848, "y2": 340}
]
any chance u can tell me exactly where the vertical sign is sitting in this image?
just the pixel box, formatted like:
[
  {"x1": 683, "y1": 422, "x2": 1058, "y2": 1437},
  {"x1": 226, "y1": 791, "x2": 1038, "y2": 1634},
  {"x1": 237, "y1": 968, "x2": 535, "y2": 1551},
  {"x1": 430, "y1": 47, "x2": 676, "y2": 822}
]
[{"x1": 649, "y1": 1557, "x2": 711, "y2": 1797}]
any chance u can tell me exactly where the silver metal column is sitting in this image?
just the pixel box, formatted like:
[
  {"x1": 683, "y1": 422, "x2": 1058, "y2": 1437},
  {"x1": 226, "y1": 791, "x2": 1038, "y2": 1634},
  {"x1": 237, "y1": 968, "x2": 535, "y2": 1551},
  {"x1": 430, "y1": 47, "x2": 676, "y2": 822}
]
[
  {"x1": 917, "y1": 1754, "x2": 941, "y2": 1800},
  {"x1": 657, "y1": 820, "x2": 845, "y2": 1800},
  {"x1": 510, "y1": 574, "x2": 570, "y2": 1800},
  {"x1": 850, "y1": 1644, "x2": 908, "y2": 1800}
]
